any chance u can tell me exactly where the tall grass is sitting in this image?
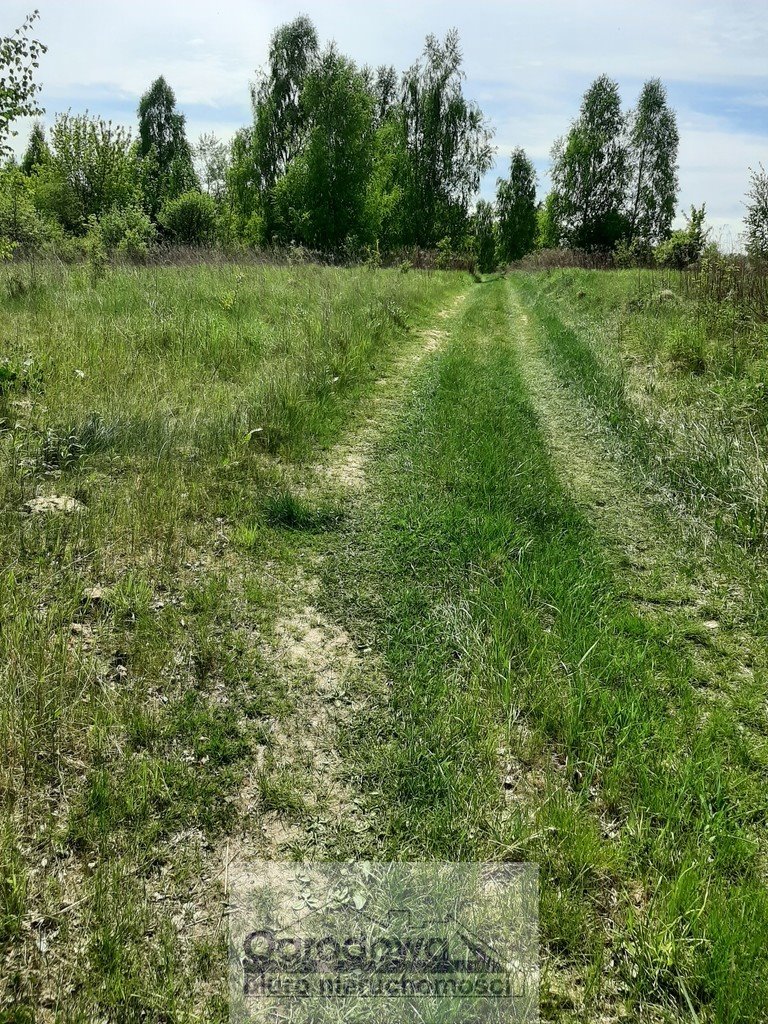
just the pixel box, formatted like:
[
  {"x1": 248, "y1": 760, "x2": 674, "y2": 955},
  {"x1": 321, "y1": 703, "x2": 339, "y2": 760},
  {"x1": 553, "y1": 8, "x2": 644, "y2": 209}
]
[
  {"x1": 676, "y1": 255, "x2": 768, "y2": 322},
  {"x1": 0, "y1": 260, "x2": 465, "y2": 1019},
  {"x1": 0, "y1": 261, "x2": 459, "y2": 465},
  {"x1": 514, "y1": 268, "x2": 768, "y2": 547},
  {"x1": 327, "y1": 277, "x2": 768, "y2": 1022}
]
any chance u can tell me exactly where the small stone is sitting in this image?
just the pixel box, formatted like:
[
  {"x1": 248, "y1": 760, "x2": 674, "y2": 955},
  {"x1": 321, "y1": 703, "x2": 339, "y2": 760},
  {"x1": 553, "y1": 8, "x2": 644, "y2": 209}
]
[{"x1": 25, "y1": 495, "x2": 85, "y2": 515}]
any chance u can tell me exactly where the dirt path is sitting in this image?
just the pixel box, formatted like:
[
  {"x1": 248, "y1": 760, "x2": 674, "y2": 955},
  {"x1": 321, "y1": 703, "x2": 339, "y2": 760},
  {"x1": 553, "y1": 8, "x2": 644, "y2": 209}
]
[
  {"x1": 508, "y1": 287, "x2": 682, "y2": 590},
  {"x1": 325, "y1": 290, "x2": 467, "y2": 492},
  {"x1": 223, "y1": 288, "x2": 469, "y2": 886},
  {"x1": 507, "y1": 281, "x2": 759, "y2": 715}
]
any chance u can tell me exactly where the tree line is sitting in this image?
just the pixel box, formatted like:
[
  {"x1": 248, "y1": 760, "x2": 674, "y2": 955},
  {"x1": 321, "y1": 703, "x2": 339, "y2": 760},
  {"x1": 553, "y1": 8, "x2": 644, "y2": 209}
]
[{"x1": 1, "y1": 11, "x2": 767, "y2": 266}]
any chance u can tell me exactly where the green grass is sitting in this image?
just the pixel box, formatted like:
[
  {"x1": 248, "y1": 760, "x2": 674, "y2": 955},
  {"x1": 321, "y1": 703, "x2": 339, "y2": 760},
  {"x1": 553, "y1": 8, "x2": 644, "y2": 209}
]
[
  {"x1": 4, "y1": 258, "x2": 768, "y2": 1022},
  {"x1": 0, "y1": 261, "x2": 456, "y2": 466},
  {"x1": 262, "y1": 489, "x2": 341, "y2": 531},
  {"x1": 514, "y1": 268, "x2": 768, "y2": 546},
  {"x1": 325, "y1": 276, "x2": 768, "y2": 1022},
  {"x1": 0, "y1": 259, "x2": 465, "y2": 1021}
]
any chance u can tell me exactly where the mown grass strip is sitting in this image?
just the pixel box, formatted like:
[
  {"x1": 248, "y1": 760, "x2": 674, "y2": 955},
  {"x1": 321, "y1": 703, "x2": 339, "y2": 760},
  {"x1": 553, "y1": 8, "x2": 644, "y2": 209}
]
[
  {"x1": 512, "y1": 270, "x2": 768, "y2": 547},
  {"x1": 326, "y1": 277, "x2": 768, "y2": 1022}
]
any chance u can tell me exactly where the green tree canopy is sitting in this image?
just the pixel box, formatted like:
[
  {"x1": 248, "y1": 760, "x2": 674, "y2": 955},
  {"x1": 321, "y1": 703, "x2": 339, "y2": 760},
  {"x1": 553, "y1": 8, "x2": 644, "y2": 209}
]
[
  {"x1": 194, "y1": 132, "x2": 230, "y2": 199},
  {"x1": 227, "y1": 21, "x2": 494, "y2": 253},
  {"x1": 745, "y1": 165, "x2": 768, "y2": 260},
  {"x1": 496, "y1": 148, "x2": 537, "y2": 262},
  {"x1": 627, "y1": 78, "x2": 679, "y2": 243},
  {"x1": 372, "y1": 64, "x2": 398, "y2": 126},
  {"x1": 34, "y1": 112, "x2": 137, "y2": 231},
  {"x1": 400, "y1": 30, "x2": 494, "y2": 247},
  {"x1": 137, "y1": 76, "x2": 197, "y2": 217},
  {"x1": 0, "y1": 9, "x2": 46, "y2": 158},
  {"x1": 536, "y1": 194, "x2": 561, "y2": 249},
  {"x1": 20, "y1": 119, "x2": 49, "y2": 175},
  {"x1": 272, "y1": 47, "x2": 376, "y2": 252},
  {"x1": 251, "y1": 17, "x2": 319, "y2": 191},
  {"x1": 550, "y1": 74, "x2": 628, "y2": 251},
  {"x1": 241, "y1": 16, "x2": 320, "y2": 241}
]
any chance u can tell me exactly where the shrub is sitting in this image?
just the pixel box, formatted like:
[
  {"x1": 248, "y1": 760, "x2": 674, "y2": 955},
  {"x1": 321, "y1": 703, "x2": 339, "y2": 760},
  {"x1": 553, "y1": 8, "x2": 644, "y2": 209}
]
[
  {"x1": 94, "y1": 205, "x2": 156, "y2": 261},
  {"x1": 614, "y1": 237, "x2": 656, "y2": 268},
  {"x1": 435, "y1": 237, "x2": 453, "y2": 270},
  {"x1": 82, "y1": 230, "x2": 107, "y2": 282},
  {"x1": 745, "y1": 164, "x2": 768, "y2": 261},
  {"x1": 656, "y1": 205, "x2": 708, "y2": 269},
  {"x1": 159, "y1": 190, "x2": 216, "y2": 245},
  {"x1": 0, "y1": 169, "x2": 48, "y2": 252},
  {"x1": 242, "y1": 211, "x2": 267, "y2": 249},
  {"x1": 364, "y1": 241, "x2": 382, "y2": 270}
]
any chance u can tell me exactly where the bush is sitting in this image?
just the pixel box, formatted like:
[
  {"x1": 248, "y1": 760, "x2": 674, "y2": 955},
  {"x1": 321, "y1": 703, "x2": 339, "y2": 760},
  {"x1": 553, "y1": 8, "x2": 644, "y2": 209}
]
[
  {"x1": 38, "y1": 219, "x2": 89, "y2": 263},
  {"x1": 745, "y1": 164, "x2": 768, "y2": 261},
  {"x1": 94, "y1": 205, "x2": 156, "y2": 261},
  {"x1": 242, "y1": 211, "x2": 267, "y2": 249},
  {"x1": 656, "y1": 205, "x2": 708, "y2": 269},
  {"x1": 0, "y1": 169, "x2": 49, "y2": 252},
  {"x1": 83, "y1": 231, "x2": 107, "y2": 282},
  {"x1": 159, "y1": 190, "x2": 216, "y2": 245},
  {"x1": 435, "y1": 237, "x2": 453, "y2": 270},
  {"x1": 614, "y1": 237, "x2": 656, "y2": 268}
]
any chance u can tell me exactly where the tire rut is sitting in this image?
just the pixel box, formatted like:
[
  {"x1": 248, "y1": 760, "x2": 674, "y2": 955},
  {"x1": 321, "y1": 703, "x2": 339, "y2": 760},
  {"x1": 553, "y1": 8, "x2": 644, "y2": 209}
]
[
  {"x1": 222, "y1": 287, "x2": 469, "y2": 888},
  {"x1": 508, "y1": 280, "x2": 762, "y2": 729}
]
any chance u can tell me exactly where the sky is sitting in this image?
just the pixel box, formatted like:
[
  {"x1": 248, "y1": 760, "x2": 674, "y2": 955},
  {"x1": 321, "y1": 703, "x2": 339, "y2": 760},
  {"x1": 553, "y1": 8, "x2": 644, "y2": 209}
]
[{"x1": 5, "y1": 0, "x2": 768, "y2": 248}]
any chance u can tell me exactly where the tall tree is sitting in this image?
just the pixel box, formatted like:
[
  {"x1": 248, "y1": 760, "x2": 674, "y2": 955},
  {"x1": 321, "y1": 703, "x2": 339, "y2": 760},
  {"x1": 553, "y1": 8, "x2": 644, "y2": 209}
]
[
  {"x1": 272, "y1": 47, "x2": 375, "y2": 252},
  {"x1": 251, "y1": 17, "x2": 319, "y2": 191},
  {"x1": 744, "y1": 165, "x2": 768, "y2": 260},
  {"x1": 226, "y1": 126, "x2": 259, "y2": 237},
  {"x1": 366, "y1": 108, "x2": 409, "y2": 249},
  {"x1": 20, "y1": 119, "x2": 48, "y2": 174},
  {"x1": 626, "y1": 78, "x2": 679, "y2": 243},
  {"x1": 473, "y1": 199, "x2": 496, "y2": 272},
  {"x1": 550, "y1": 74, "x2": 628, "y2": 251},
  {"x1": 0, "y1": 9, "x2": 46, "y2": 158},
  {"x1": 137, "y1": 76, "x2": 197, "y2": 217},
  {"x1": 245, "y1": 16, "x2": 319, "y2": 240},
  {"x1": 194, "y1": 132, "x2": 230, "y2": 199},
  {"x1": 35, "y1": 113, "x2": 137, "y2": 230},
  {"x1": 496, "y1": 148, "x2": 537, "y2": 262},
  {"x1": 400, "y1": 30, "x2": 494, "y2": 247}
]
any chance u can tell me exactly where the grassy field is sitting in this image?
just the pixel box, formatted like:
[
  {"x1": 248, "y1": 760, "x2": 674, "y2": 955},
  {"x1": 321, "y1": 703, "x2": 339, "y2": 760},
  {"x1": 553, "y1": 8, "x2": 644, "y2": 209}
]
[
  {"x1": 2, "y1": 261, "x2": 768, "y2": 1023},
  {"x1": 0, "y1": 262, "x2": 465, "y2": 1020}
]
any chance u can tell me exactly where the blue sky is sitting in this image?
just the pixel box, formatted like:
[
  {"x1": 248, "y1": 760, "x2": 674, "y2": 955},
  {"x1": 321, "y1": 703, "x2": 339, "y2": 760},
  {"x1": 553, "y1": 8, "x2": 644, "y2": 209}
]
[{"x1": 5, "y1": 0, "x2": 768, "y2": 247}]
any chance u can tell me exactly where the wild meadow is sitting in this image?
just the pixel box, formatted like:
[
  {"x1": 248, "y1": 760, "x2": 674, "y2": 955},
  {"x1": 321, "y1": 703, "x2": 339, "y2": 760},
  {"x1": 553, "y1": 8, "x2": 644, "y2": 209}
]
[
  {"x1": 2, "y1": 6, "x2": 768, "y2": 1022},
  {"x1": 0, "y1": 260, "x2": 464, "y2": 1019},
  {"x1": 1, "y1": 253, "x2": 768, "y2": 1023}
]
